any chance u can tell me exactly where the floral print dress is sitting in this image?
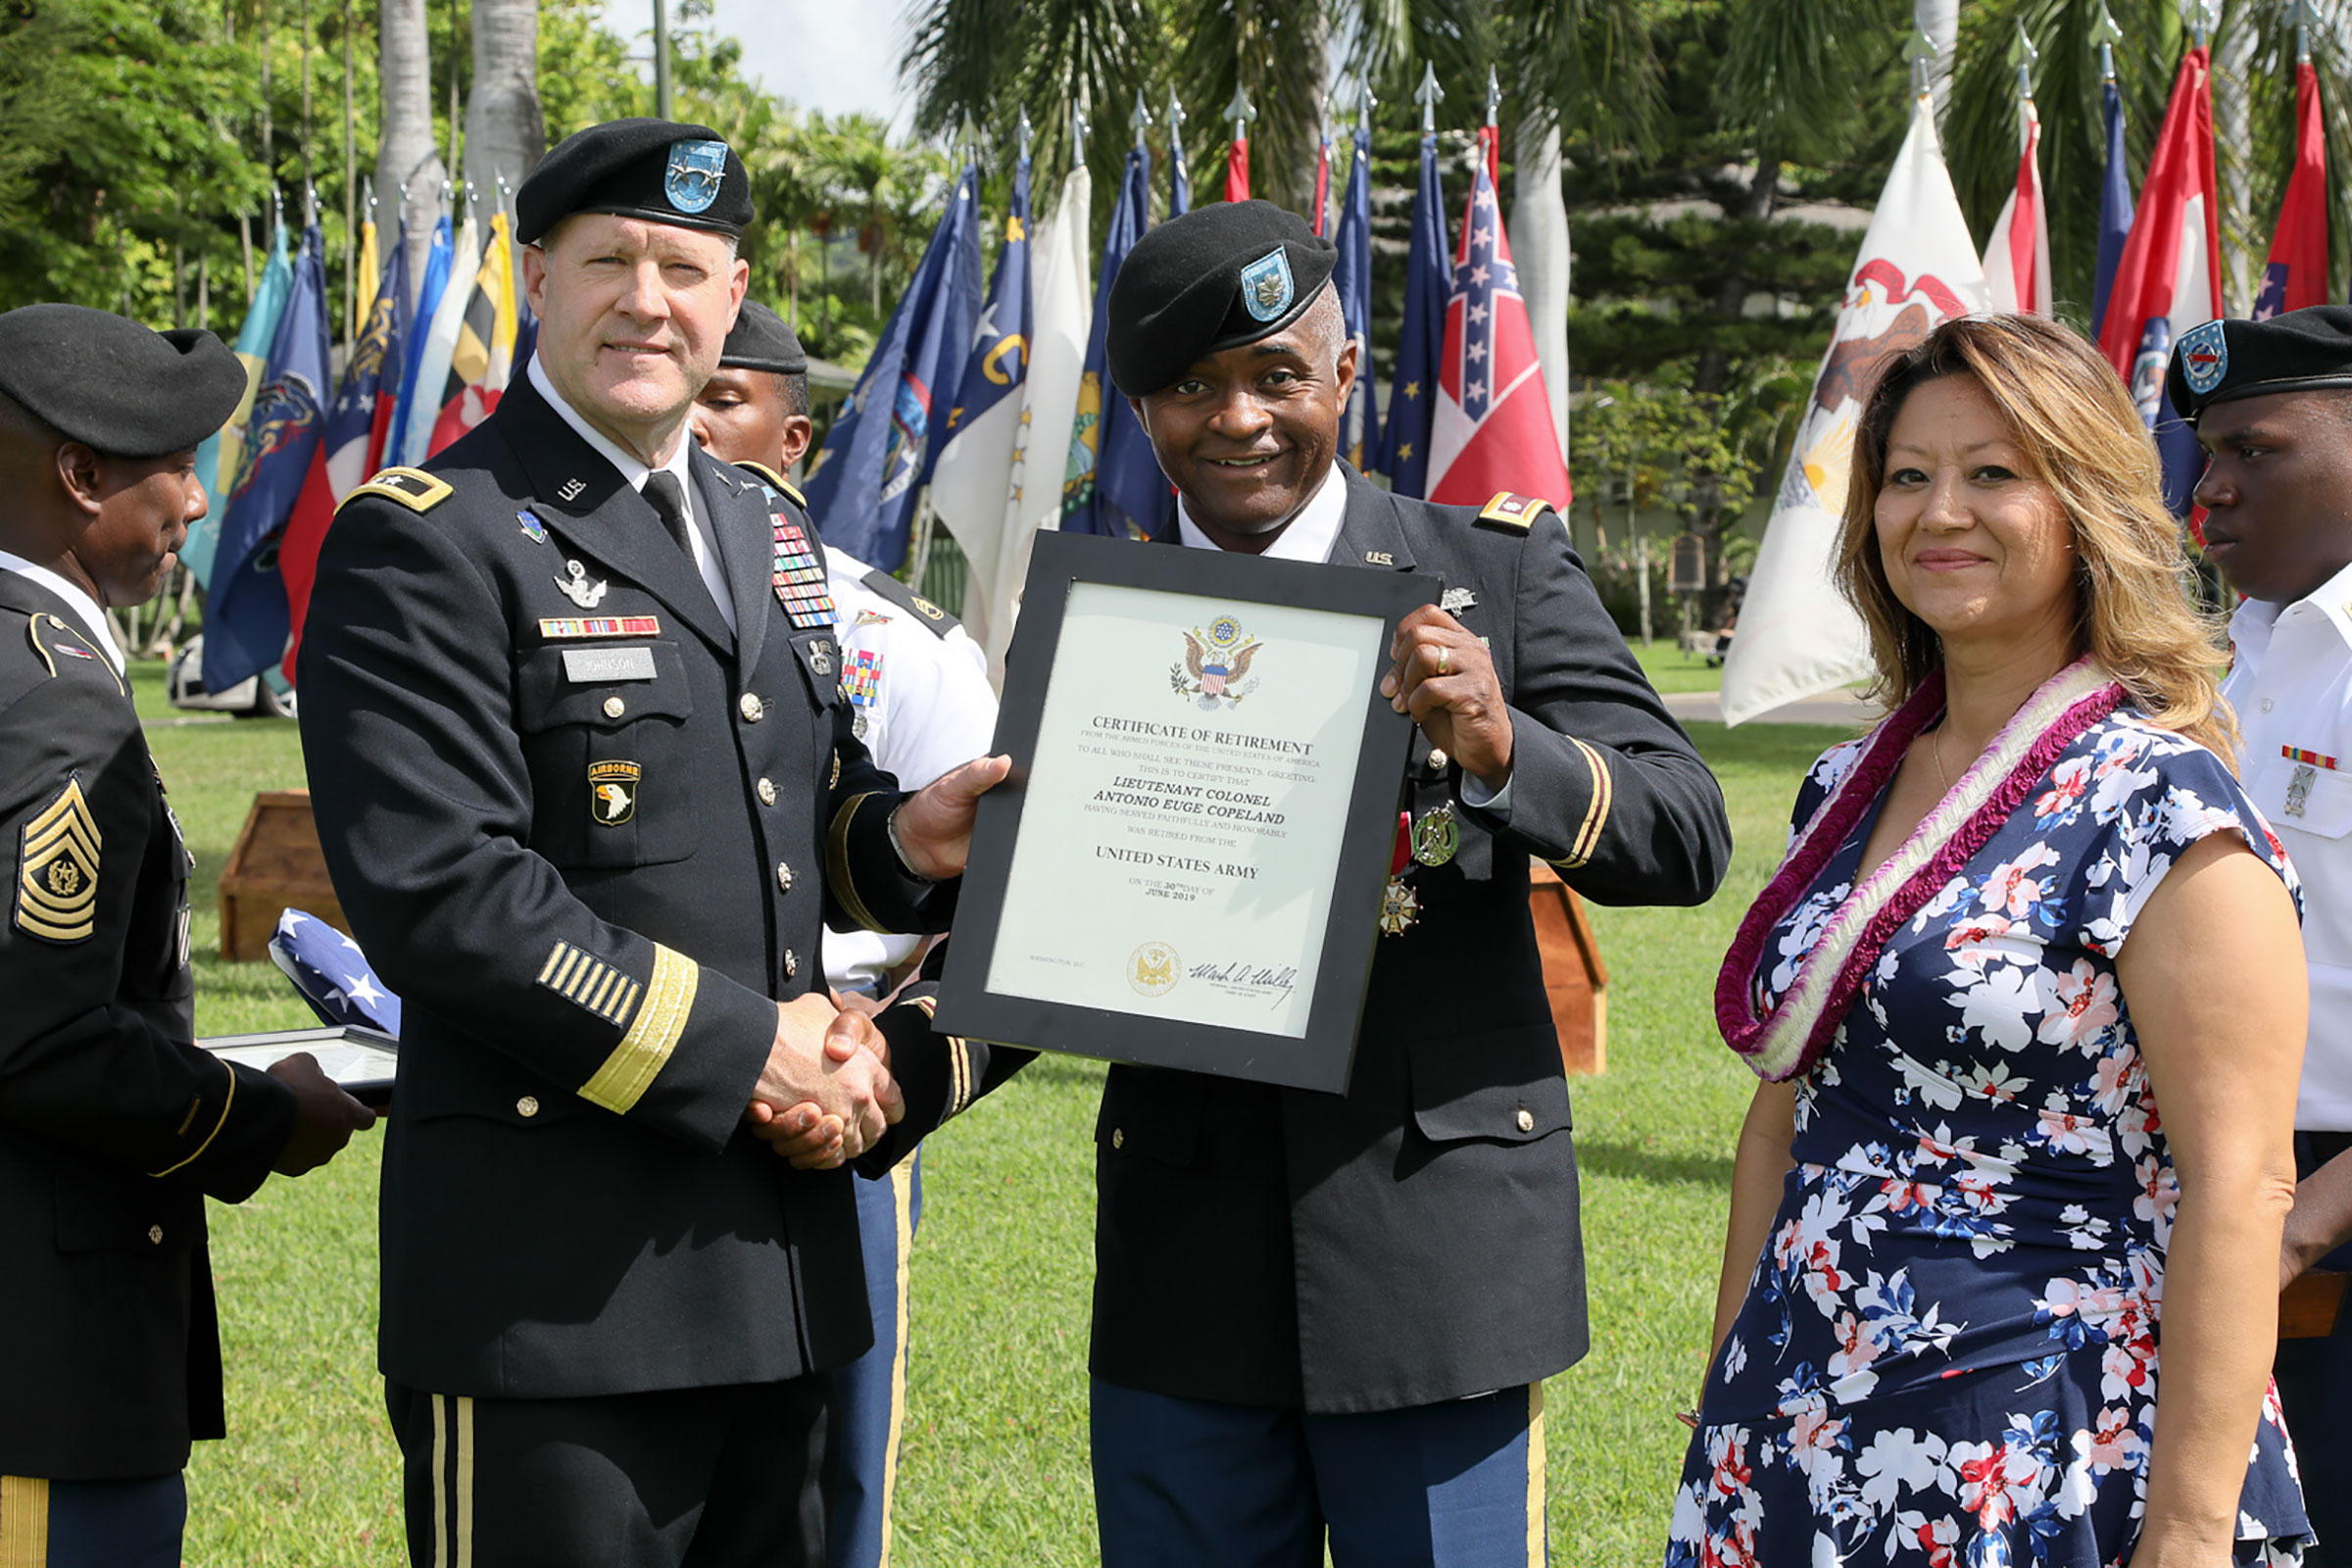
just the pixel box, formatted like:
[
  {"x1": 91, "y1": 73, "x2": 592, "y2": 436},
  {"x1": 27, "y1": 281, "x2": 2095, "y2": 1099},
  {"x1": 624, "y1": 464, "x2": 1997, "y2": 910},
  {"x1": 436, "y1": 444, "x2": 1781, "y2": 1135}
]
[{"x1": 1667, "y1": 710, "x2": 2312, "y2": 1568}]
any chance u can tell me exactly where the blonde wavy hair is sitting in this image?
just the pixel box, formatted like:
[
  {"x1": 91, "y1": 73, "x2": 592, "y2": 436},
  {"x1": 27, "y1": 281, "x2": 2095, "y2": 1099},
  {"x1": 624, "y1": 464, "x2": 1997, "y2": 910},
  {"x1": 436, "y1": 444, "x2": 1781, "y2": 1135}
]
[{"x1": 1833, "y1": 313, "x2": 2237, "y2": 764}]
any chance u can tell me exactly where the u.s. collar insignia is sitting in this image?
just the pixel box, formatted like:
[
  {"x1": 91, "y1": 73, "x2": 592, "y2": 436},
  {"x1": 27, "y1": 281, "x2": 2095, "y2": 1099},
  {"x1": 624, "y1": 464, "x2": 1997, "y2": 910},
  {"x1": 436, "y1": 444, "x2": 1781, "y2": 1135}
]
[
  {"x1": 557, "y1": 477, "x2": 587, "y2": 503},
  {"x1": 1239, "y1": 247, "x2": 1296, "y2": 323},
  {"x1": 2179, "y1": 319, "x2": 2229, "y2": 397},
  {"x1": 1440, "y1": 586, "x2": 1479, "y2": 614},
  {"x1": 516, "y1": 510, "x2": 548, "y2": 544},
  {"x1": 665, "y1": 139, "x2": 729, "y2": 215},
  {"x1": 589, "y1": 760, "x2": 641, "y2": 826},
  {"x1": 556, "y1": 559, "x2": 609, "y2": 609},
  {"x1": 17, "y1": 776, "x2": 100, "y2": 944},
  {"x1": 1364, "y1": 550, "x2": 1395, "y2": 566}
]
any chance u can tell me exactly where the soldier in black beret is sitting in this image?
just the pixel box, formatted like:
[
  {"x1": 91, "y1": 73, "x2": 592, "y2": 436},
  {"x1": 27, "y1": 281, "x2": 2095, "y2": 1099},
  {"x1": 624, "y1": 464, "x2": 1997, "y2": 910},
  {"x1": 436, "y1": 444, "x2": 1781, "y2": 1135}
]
[
  {"x1": 2174, "y1": 304, "x2": 2352, "y2": 1548},
  {"x1": 1054, "y1": 199, "x2": 1733, "y2": 1565},
  {"x1": 299, "y1": 120, "x2": 1006, "y2": 1568},
  {"x1": 0, "y1": 304, "x2": 373, "y2": 1568}
]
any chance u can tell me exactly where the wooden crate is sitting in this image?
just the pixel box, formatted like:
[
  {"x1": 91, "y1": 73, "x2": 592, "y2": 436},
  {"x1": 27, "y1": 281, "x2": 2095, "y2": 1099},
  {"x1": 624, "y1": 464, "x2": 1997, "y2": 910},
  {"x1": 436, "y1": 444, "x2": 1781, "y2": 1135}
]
[
  {"x1": 1528, "y1": 860, "x2": 1609, "y2": 1076},
  {"x1": 217, "y1": 790, "x2": 348, "y2": 961}
]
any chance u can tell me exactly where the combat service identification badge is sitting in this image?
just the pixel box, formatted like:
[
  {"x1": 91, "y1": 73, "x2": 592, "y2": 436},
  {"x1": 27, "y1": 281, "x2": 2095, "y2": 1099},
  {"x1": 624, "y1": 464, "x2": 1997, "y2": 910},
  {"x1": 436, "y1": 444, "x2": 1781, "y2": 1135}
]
[
  {"x1": 589, "y1": 760, "x2": 641, "y2": 826},
  {"x1": 17, "y1": 776, "x2": 101, "y2": 943}
]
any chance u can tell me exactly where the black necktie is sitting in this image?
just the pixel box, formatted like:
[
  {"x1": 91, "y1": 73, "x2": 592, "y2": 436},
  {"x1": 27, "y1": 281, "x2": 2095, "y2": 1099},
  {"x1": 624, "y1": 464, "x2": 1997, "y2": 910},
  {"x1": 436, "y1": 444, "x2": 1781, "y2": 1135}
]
[{"x1": 643, "y1": 471, "x2": 693, "y2": 560}]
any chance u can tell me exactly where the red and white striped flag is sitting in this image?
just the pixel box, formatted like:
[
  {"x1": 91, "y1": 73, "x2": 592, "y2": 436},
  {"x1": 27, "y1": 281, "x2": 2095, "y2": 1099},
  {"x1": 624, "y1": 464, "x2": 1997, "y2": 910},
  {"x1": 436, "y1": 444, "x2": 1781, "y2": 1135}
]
[
  {"x1": 1425, "y1": 127, "x2": 1572, "y2": 510},
  {"x1": 1982, "y1": 99, "x2": 2052, "y2": 316}
]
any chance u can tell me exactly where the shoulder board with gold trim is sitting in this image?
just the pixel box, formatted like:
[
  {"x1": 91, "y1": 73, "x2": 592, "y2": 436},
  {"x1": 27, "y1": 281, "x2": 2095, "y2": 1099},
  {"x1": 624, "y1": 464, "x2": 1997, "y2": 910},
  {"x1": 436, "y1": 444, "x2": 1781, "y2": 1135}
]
[
  {"x1": 340, "y1": 466, "x2": 453, "y2": 515},
  {"x1": 733, "y1": 460, "x2": 808, "y2": 510},
  {"x1": 858, "y1": 567, "x2": 957, "y2": 638},
  {"x1": 1476, "y1": 492, "x2": 1555, "y2": 533},
  {"x1": 25, "y1": 612, "x2": 124, "y2": 694}
]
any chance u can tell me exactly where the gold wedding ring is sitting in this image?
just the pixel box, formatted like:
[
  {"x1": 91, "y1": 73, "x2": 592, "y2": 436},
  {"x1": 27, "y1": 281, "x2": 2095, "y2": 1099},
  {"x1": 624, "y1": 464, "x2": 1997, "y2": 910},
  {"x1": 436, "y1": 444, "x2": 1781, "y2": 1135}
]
[{"x1": 1436, "y1": 646, "x2": 1451, "y2": 677}]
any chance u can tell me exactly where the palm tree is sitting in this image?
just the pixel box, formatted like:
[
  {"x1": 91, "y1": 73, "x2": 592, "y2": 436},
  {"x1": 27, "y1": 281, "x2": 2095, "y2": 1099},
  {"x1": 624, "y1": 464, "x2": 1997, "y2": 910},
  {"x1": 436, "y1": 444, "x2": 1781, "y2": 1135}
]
[
  {"x1": 377, "y1": 0, "x2": 447, "y2": 302},
  {"x1": 464, "y1": 0, "x2": 545, "y2": 205}
]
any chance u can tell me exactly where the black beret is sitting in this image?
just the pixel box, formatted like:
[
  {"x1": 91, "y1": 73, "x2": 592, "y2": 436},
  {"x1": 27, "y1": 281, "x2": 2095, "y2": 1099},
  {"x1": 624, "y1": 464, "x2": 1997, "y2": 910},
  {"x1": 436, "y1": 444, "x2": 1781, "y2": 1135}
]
[
  {"x1": 516, "y1": 118, "x2": 752, "y2": 246},
  {"x1": 2165, "y1": 306, "x2": 2352, "y2": 423},
  {"x1": 719, "y1": 300, "x2": 808, "y2": 375},
  {"x1": 1107, "y1": 201, "x2": 1338, "y2": 397},
  {"x1": 0, "y1": 304, "x2": 245, "y2": 457}
]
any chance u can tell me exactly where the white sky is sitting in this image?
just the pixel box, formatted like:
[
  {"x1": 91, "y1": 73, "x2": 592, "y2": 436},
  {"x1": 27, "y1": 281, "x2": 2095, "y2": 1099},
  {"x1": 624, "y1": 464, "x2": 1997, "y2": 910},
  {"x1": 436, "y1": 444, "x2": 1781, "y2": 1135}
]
[{"x1": 597, "y1": 0, "x2": 913, "y2": 127}]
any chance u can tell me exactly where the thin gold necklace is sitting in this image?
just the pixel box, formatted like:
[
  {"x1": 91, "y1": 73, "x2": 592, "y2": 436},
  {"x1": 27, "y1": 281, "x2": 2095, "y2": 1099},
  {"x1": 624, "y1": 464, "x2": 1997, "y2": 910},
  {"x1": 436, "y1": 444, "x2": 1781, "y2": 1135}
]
[{"x1": 1933, "y1": 724, "x2": 1952, "y2": 793}]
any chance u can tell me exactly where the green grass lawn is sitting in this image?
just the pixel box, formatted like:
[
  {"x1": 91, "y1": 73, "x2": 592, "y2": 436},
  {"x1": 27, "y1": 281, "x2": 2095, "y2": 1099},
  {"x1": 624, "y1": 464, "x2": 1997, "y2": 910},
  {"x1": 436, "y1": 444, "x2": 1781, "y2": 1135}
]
[
  {"x1": 150, "y1": 662, "x2": 1843, "y2": 1566},
  {"x1": 1628, "y1": 639, "x2": 1725, "y2": 695}
]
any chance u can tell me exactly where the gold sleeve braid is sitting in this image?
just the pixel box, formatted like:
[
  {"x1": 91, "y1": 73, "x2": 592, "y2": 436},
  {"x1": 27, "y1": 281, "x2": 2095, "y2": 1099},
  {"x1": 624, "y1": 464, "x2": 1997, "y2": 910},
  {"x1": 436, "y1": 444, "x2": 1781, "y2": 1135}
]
[
  {"x1": 827, "y1": 793, "x2": 890, "y2": 933},
  {"x1": 1548, "y1": 738, "x2": 1615, "y2": 872},
  {"x1": 577, "y1": 944, "x2": 698, "y2": 1113}
]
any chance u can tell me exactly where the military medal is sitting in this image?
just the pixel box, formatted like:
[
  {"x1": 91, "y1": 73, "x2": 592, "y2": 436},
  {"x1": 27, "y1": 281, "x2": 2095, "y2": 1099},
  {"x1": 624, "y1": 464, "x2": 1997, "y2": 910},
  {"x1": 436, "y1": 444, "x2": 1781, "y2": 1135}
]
[
  {"x1": 770, "y1": 514, "x2": 837, "y2": 630},
  {"x1": 1377, "y1": 809, "x2": 1419, "y2": 936},
  {"x1": 555, "y1": 559, "x2": 609, "y2": 609},
  {"x1": 1410, "y1": 803, "x2": 1458, "y2": 867},
  {"x1": 1439, "y1": 586, "x2": 1478, "y2": 615},
  {"x1": 844, "y1": 650, "x2": 884, "y2": 741},
  {"x1": 516, "y1": 510, "x2": 549, "y2": 544},
  {"x1": 2282, "y1": 746, "x2": 2336, "y2": 820}
]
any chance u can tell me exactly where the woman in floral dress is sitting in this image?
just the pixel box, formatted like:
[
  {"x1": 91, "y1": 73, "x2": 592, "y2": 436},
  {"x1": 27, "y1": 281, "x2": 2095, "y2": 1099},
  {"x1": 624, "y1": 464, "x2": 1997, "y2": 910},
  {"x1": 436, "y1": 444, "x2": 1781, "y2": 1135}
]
[{"x1": 1670, "y1": 317, "x2": 2312, "y2": 1568}]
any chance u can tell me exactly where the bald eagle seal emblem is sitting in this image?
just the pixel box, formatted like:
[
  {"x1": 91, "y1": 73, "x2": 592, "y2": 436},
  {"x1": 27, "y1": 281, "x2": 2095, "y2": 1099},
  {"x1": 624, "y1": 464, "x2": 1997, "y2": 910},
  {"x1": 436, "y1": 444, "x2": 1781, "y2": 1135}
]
[{"x1": 1173, "y1": 614, "x2": 1262, "y2": 710}]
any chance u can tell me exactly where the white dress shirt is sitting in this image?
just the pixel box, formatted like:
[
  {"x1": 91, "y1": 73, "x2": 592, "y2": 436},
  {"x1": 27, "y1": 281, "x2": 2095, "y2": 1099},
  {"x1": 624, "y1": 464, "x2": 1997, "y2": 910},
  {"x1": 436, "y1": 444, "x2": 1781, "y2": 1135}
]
[
  {"x1": 2226, "y1": 559, "x2": 2352, "y2": 1131},
  {"x1": 0, "y1": 550, "x2": 124, "y2": 673},
  {"x1": 527, "y1": 356, "x2": 736, "y2": 633},
  {"x1": 1174, "y1": 465, "x2": 1512, "y2": 814},
  {"x1": 820, "y1": 546, "x2": 1001, "y2": 992}
]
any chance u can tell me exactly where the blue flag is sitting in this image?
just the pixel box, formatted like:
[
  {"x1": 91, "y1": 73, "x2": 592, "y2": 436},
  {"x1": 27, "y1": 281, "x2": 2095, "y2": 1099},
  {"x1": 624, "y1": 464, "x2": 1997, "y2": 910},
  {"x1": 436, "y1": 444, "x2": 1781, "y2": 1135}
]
[
  {"x1": 1333, "y1": 122, "x2": 1383, "y2": 472},
  {"x1": 1064, "y1": 146, "x2": 1156, "y2": 537},
  {"x1": 1379, "y1": 132, "x2": 1447, "y2": 498},
  {"x1": 803, "y1": 164, "x2": 985, "y2": 569},
  {"x1": 1171, "y1": 131, "x2": 1191, "y2": 218},
  {"x1": 270, "y1": 907, "x2": 403, "y2": 1036},
  {"x1": 941, "y1": 156, "x2": 1034, "y2": 452},
  {"x1": 2090, "y1": 80, "x2": 2135, "y2": 342},
  {"x1": 188, "y1": 223, "x2": 294, "y2": 586},
  {"x1": 205, "y1": 225, "x2": 332, "y2": 692},
  {"x1": 384, "y1": 215, "x2": 454, "y2": 481}
]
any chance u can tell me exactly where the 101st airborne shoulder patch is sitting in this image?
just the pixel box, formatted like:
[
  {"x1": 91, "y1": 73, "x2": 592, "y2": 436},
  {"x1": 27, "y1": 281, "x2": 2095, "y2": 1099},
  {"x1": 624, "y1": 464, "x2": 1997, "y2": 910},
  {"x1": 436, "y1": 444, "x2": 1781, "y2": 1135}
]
[
  {"x1": 17, "y1": 776, "x2": 102, "y2": 943},
  {"x1": 1476, "y1": 492, "x2": 1556, "y2": 533},
  {"x1": 341, "y1": 466, "x2": 453, "y2": 514}
]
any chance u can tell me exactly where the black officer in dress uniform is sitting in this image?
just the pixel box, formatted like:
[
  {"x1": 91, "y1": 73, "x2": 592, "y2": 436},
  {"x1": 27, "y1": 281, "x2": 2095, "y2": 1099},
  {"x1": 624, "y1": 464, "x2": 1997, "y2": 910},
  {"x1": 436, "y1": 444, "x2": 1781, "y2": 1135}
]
[
  {"x1": 297, "y1": 120, "x2": 1004, "y2": 1568},
  {"x1": 1069, "y1": 203, "x2": 1734, "y2": 1565},
  {"x1": 0, "y1": 304, "x2": 373, "y2": 1567}
]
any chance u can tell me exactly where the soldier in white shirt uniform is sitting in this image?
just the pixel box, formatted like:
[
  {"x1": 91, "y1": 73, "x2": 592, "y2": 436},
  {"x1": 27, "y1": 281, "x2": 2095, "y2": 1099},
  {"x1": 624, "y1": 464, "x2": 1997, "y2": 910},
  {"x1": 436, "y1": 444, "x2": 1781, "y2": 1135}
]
[
  {"x1": 691, "y1": 301, "x2": 999, "y2": 1568},
  {"x1": 2173, "y1": 305, "x2": 2352, "y2": 1554}
]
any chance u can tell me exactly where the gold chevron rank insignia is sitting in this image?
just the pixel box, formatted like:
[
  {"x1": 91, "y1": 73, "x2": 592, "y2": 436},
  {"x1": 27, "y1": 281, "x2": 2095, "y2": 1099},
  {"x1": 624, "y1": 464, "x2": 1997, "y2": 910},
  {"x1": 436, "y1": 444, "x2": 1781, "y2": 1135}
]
[{"x1": 17, "y1": 777, "x2": 102, "y2": 943}]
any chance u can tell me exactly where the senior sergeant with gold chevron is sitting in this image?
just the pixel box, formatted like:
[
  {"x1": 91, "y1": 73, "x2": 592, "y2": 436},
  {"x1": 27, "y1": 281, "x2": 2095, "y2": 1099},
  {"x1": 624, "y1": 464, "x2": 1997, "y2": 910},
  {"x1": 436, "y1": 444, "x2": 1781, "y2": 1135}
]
[
  {"x1": 297, "y1": 121, "x2": 1005, "y2": 1568},
  {"x1": 1070, "y1": 202, "x2": 1734, "y2": 1566}
]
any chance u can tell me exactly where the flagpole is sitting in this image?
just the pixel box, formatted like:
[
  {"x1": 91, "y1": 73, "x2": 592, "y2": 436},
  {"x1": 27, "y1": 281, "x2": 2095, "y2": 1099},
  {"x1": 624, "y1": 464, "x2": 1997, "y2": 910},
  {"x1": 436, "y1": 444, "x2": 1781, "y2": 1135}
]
[
  {"x1": 1165, "y1": 88, "x2": 1188, "y2": 216},
  {"x1": 2097, "y1": 1, "x2": 2118, "y2": 85},
  {"x1": 1418, "y1": 62, "x2": 1443, "y2": 137}
]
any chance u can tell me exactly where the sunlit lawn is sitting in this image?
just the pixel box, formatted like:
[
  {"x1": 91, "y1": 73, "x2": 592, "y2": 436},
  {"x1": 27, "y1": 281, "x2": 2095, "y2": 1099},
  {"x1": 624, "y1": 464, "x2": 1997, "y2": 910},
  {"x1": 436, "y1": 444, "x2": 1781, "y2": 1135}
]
[{"x1": 150, "y1": 660, "x2": 1853, "y2": 1565}]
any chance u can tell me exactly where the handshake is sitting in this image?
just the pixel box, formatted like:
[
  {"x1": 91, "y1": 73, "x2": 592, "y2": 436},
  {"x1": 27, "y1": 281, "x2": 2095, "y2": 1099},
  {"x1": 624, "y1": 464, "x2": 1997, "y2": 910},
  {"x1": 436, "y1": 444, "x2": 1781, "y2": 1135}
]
[{"x1": 742, "y1": 991, "x2": 906, "y2": 1170}]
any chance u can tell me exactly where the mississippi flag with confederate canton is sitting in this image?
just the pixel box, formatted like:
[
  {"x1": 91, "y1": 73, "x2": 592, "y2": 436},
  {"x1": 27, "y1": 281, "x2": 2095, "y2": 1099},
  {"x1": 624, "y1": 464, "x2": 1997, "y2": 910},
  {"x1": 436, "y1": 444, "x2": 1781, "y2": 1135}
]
[{"x1": 1426, "y1": 127, "x2": 1570, "y2": 509}]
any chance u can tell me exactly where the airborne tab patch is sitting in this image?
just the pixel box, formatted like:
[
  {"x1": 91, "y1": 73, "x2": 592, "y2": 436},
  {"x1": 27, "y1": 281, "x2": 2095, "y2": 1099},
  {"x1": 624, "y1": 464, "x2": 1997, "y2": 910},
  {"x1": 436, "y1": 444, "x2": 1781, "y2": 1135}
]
[
  {"x1": 344, "y1": 466, "x2": 453, "y2": 514},
  {"x1": 1476, "y1": 492, "x2": 1554, "y2": 532},
  {"x1": 17, "y1": 776, "x2": 101, "y2": 943}
]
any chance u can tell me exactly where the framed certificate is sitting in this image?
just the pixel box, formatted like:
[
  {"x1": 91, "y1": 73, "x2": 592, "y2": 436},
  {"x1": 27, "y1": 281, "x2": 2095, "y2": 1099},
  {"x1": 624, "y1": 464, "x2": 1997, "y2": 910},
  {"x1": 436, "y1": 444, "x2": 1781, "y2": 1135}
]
[
  {"x1": 935, "y1": 530, "x2": 1434, "y2": 1094},
  {"x1": 199, "y1": 1025, "x2": 400, "y2": 1106}
]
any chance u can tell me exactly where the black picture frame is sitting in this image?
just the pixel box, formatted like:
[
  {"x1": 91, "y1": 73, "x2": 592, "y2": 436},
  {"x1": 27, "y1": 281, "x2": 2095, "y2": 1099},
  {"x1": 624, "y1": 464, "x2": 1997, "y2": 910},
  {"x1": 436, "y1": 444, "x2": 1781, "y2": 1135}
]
[{"x1": 935, "y1": 530, "x2": 1435, "y2": 1094}]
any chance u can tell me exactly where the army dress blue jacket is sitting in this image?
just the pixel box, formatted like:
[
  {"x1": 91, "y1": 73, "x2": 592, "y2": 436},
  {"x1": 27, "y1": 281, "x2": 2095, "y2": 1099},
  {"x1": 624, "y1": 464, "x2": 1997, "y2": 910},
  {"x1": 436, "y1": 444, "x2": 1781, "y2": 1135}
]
[
  {"x1": 0, "y1": 570, "x2": 297, "y2": 1477},
  {"x1": 299, "y1": 375, "x2": 951, "y2": 1399}
]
